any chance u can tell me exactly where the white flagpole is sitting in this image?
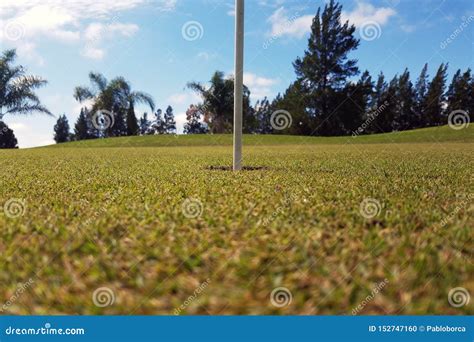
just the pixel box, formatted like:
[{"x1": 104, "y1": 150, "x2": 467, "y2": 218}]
[{"x1": 233, "y1": 0, "x2": 244, "y2": 171}]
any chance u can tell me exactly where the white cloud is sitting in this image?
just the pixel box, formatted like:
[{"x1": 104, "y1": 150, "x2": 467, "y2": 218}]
[
  {"x1": 341, "y1": 1, "x2": 396, "y2": 27},
  {"x1": 81, "y1": 22, "x2": 139, "y2": 60},
  {"x1": 267, "y1": 7, "x2": 312, "y2": 39},
  {"x1": 167, "y1": 92, "x2": 201, "y2": 106},
  {"x1": 242, "y1": 73, "x2": 280, "y2": 101},
  {"x1": 267, "y1": 2, "x2": 397, "y2": 40},
  {"x1": 0, "y1": 0, "x2": 171, "y2": 62}
]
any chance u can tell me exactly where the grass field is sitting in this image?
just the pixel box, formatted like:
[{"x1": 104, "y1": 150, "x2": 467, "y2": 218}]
[{"x1": 0, "y1": 125, "x2": 472, "y2": 315}]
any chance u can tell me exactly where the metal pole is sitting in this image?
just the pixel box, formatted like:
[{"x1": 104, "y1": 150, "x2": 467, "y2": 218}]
[{"x1": 233, "y1": 0, "x2": 244, "y2": 171}]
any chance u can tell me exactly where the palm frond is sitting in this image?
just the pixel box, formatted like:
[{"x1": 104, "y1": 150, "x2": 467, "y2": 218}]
[
  {"x1": 88, "y1": 72, "x2": 108, "y2": 92},
  {"x1": 131, "y1": 91, "x2": 155, "y2": 112}
]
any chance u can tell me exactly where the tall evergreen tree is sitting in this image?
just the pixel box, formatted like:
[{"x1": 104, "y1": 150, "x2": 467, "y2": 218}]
[
  {"x1": 164, "y1": 105, "x2": 176, "y2": 134},
  {"x1": 394, "y1": 68, "x2": 416, "y2": 131},
  {"x1": 139, "y1": 112, "x2": 151, "y2": 135},
  {"x1": 372, "y1": 72, "x2": 387, "y2": 108},
  {"x1": 126, "y1": 102, "x2": 139, "y2": 136},
  {"x1": 293, "y1": 0, "x2": 359, "y2": 135},
  {"x1": 337, "y1": 71, "x2": 373, "y2": 135},
  {"x1": 446, "y1": 69, "x2": 471, "y2": 116},
  {"x1": 150, "y1": 109, "x2": 166, "y2": 134},
  {"x1": 254, "y1": 97, "x2": 273, "y2": 134},
  {"x1": 271, "y1": 82, "x2": 311, "y2": 135},
  {"x1": 54, "y1": 114, "x2": 70, "y2": 143},
  {"x1": 0, "y1": 121, "x2": 18, "y2": 148},
  {"x1": 372, "y1": 75, "x2": 398, "y2": 133},
  {"x1": 414, "y1": 63, "x2": 429, "y2": 128},
  {"x1": 423, "y1": 63, "x2": 448, "y2": 126}
]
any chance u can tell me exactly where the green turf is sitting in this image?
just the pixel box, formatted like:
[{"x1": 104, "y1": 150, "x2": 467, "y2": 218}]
[
  {"x1": 0, "y1": 125, "x2": 472, "y2": 315},
  {"x1": 45, "y1": 125, "x2": 474, "y2": 148}
]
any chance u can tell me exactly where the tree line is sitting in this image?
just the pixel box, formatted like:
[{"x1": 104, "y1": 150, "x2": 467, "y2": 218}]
[
  {"x1": 54, "y1": 72, "x2": 177, "y2": 143},
  {"x1": 182, "y1": 0, "x2": 473, "y2": 136},
  {"x1": 1, "y1": 0, "x2": 473, "y2": 148}
]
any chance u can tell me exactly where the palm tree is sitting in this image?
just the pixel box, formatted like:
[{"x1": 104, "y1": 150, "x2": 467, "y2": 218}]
[
  {"x1": 187, "y1": 71, "x2": 252, "y2": 133},
  {"x1": 74, "y1": 72, "x2": 155, "y2": 137},
  {"x1": 0, "y1": 49, "x2": 51, "y2": 119}
]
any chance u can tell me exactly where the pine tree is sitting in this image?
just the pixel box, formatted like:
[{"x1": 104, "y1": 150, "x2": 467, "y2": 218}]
[
  {"x1": 150, "y1": 109, "x2": 166, "y2": 134},
  {"x1": 446, "y1": 69, "x2": 471, "y2": 116},
  {"x1": 126, "y1": 102, "x2": 139, "y2": 136},
  {"x1": 254, "y1": 97, "x2": 273, "y2": 134},
  {"x1": 414, "y1": 63, "x2": 429, "y2": 128},
  {"x1": 373, "y1": 72, "x2": 387, "y2": 108},
  {"x1": 0, "y1": 121, "x2": 18, "y2": 148},
  {"x1": 139, "y1": 112, "x2": 151, "y2": 135},
  {"x1": 164, "y1": 105, "x2": 176, "y2": 134},
  {"x1": 337, "y1": 71, "x2": 373, "y2": 135},
  {"x1": 394, "y1": 68, "x2": 416, "y2": 131},
  {"x1": 184, "y1": 105, "x2": 208, "y2": 134},
  {"x1": 424, "y1": 63, "x2": 448, "y2": 126},
  {"x1": 293, "y1": 0, "x2": 359, "y2": 135},
  {"x1": 271, "y1": 82, "x2": 311, "y2": 135},
  {"x1": 372, "y1": 75, "x2": 398, "y2": 133},
  {"x1": 74, "y1": 108, "x2": 90, "y2": 140},
  {"x1": 109, "y1": 105, "x2": 127, "y2": 137},
  {"x1": 54, "y1": 114, "x2": 71, "y2": 143}
]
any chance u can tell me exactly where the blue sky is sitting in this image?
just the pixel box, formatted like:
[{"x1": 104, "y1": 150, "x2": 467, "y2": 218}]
[{"x1": 0, "y1": 0, "x2": 472, "y2": 148}]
